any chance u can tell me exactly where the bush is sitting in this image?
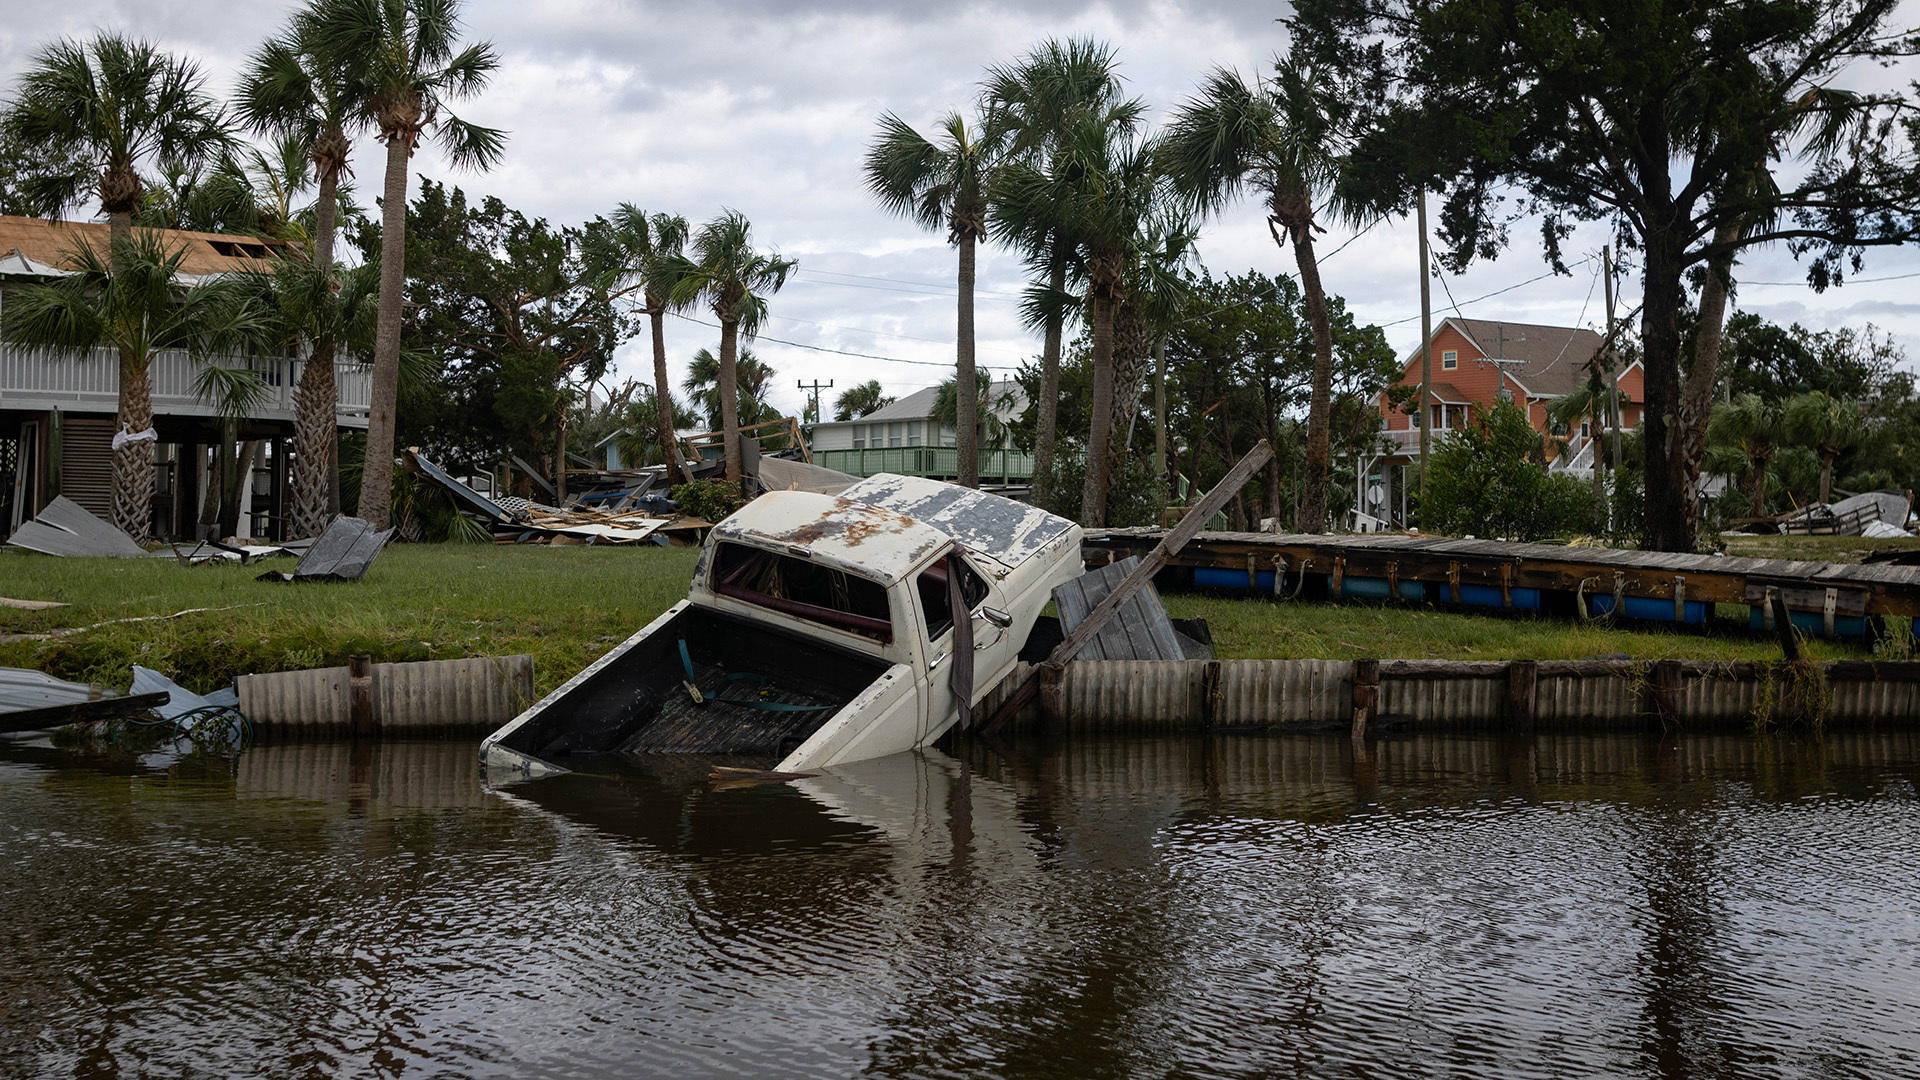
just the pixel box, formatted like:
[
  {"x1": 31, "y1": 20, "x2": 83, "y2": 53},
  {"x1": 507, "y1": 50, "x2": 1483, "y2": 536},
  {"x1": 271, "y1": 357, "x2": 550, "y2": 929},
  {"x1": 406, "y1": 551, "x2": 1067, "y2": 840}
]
[
  {"x1": 1423, "y1": 401, "x2": 1598, "y2": 540},
  {"x1": 672, "y1": 479, "x2": 747, "y2": 523},
  {"x1": 1030, "y1": 443, "x2": 1166, "y2": 527}
]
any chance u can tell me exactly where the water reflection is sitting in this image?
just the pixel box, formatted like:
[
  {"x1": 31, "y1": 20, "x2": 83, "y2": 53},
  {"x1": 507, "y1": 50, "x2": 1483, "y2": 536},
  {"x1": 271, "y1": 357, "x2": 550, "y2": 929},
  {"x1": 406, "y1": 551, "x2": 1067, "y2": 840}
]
[{"x1": 0, "y1": 731, "x2": 1915, "y2": 1080}]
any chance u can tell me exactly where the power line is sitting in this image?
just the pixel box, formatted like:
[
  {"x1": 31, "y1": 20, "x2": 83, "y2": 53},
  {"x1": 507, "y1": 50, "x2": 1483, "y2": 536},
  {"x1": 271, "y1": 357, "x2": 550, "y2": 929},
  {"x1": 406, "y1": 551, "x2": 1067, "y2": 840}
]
[
  {"x1": 666, "y1": 311, "x2": 1023, "y2": 370},
  {"x1": 1741, "y1": 269, "x2": 1920, "y2": 287}
]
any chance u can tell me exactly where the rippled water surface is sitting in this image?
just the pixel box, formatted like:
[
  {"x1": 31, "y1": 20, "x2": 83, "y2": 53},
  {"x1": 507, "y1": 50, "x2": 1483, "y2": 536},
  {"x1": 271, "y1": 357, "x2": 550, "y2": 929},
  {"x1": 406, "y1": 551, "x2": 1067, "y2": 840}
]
[{"x1": 2, "y1": 731, "x2": 1917, "y2": 1080}]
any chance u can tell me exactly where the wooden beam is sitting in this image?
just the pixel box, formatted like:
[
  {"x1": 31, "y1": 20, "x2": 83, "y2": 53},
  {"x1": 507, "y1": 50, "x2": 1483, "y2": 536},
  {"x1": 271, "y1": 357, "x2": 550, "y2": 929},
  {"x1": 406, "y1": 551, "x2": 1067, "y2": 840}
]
[
  {"x1": 0, "y1": 692, "x2": 171, "y2": 735},
  {"x1": 979, "y1": 440, "x2": 1275, "y2": 735}
]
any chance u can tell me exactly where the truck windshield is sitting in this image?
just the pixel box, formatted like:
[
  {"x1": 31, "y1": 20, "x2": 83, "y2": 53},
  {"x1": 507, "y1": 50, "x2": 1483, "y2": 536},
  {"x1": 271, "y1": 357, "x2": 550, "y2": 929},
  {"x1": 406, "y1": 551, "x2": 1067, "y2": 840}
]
[{"x1": 711, "y1": 542, "x2": 893, "y2": 643}]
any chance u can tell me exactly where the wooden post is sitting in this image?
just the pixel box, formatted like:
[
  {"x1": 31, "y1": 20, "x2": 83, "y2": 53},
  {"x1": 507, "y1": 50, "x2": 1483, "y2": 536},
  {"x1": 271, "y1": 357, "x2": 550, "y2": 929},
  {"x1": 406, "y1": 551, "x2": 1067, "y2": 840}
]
[
  {"x1": 1645, "y1": 659, "x2": 1683, "y2": 727},
  {"x1": 1351, "y1": 658, "x2": 1379, "y2": 745},
  {"x1": 1038, "y1": 663, "x2": 1065, "y2": 725},
  {"x1": 1201, "y1": 659, "x2": 1223, "y2": 728},
  {"x1": 349, "y1": 652, "x2": 375, "y2": 737},
  {"x1": 1500, "y1": 562, "x2": 1513, "y2": 608},
  {"x1": 1769, "y1": 588, "x2": 1803, "y2": 662},
  {"x1": 1505, "y1": 660, "x2": 1537, "y2": 737}
]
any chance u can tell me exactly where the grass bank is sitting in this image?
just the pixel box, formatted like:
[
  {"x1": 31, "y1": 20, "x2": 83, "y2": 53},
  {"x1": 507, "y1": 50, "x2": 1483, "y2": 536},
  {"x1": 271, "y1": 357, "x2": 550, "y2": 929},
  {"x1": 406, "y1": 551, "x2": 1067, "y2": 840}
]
[
  {"x1": 2, "y1": 539, "x2": 1884, "y2": 697},
  {"x1": 0, "y1": 544, "x2": 700, "y2": 696}
]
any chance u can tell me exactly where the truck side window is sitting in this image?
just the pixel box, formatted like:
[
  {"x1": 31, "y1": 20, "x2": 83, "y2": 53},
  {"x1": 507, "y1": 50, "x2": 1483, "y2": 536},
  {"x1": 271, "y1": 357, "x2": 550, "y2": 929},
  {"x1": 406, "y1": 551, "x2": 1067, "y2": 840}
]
[
  {"x1": 711, "y1": 542, "x2": 893, "y2": 642},
  {"x1": 916, "y1": 553, "x2": 988, "y2": 640}
]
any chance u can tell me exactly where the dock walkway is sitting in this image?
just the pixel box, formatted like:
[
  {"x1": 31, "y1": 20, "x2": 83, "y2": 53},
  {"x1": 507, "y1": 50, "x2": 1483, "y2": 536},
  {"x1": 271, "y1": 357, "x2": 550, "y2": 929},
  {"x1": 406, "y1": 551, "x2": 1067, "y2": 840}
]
[{"x1": 1082, "y1": 529, "x2": 1920, "y2": 632}]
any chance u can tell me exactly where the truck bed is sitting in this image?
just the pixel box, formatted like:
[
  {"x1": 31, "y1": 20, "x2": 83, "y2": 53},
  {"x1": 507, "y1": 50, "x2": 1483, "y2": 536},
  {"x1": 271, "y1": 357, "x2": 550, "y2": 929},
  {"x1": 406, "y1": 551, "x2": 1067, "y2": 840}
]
[{"x1": 490, "y1": 605, "x2": 891, "y2": 765}]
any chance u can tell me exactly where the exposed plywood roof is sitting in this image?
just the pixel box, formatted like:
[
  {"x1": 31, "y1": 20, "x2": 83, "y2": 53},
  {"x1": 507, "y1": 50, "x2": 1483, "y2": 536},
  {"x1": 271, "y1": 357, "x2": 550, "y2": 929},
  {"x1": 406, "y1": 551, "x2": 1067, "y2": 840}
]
[{"x1": 0, "y1": 214, "x2": 293, "y2": 279}]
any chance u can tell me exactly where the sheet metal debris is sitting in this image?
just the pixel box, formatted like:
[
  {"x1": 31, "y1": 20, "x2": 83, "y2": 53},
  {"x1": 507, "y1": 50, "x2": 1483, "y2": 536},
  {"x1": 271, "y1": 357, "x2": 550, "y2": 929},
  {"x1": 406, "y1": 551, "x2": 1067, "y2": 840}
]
[
  {"x1": 5, "y1": 497, "x2": 147, "y2": 558},
  {"x1": 258, "y1": 516, "x2": 393, "y2": 582},
  {"x1": 1770, "y1": 490, "x2": 1913, "y2": 536},
  {"x1": 0, "y1": 666, "x2": 168, "y2": 734},
  {"x1": 405, "y1": 447, "x2": 694, "y2": 546}
]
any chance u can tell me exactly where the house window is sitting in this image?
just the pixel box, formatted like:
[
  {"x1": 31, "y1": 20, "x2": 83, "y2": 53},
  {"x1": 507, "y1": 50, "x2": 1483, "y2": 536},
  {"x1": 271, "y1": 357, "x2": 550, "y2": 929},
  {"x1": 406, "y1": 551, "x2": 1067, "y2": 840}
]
[
  {"x1": 852, "y1": 425, "x2": 866, "y2": 450},
  {"x1": 908, "y1": 421, "x2": 921, "y2": 445},
  {"x1": 1442, "y1": 350, "x2": 1458, "y2": 370},
  {"x1": 889, "y1": 423, "x2": 904, "y2": 448}
]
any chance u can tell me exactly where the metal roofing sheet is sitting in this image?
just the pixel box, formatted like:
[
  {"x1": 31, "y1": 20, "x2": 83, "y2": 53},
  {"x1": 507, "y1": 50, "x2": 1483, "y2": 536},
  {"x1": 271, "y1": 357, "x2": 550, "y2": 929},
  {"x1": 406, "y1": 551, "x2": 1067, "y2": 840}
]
[{"x1": 840, "y1": 473, "x2": 1075, "y2": 570}]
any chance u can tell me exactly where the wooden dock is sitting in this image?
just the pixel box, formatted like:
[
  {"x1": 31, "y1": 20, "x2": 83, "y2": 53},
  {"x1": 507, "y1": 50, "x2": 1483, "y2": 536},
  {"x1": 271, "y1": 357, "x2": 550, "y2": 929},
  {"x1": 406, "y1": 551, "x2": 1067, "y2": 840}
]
[{"x1": 1081, "y1": 529, "x2": 1920, "y2": 633}]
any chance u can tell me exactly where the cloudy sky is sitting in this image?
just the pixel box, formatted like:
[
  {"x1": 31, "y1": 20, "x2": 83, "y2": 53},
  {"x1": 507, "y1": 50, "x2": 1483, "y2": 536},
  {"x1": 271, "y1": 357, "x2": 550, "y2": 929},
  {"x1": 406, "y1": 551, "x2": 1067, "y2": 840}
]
[{"x1": 5, "y1": 0, "x2": 1918, "y2": 421}]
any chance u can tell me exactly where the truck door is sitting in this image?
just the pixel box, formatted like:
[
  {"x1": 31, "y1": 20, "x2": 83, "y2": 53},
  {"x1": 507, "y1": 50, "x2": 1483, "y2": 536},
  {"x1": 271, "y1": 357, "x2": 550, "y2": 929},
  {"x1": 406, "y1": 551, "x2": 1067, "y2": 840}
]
[{"x1": 912, "y1": 547, "x2": 1015, "y2": 744}]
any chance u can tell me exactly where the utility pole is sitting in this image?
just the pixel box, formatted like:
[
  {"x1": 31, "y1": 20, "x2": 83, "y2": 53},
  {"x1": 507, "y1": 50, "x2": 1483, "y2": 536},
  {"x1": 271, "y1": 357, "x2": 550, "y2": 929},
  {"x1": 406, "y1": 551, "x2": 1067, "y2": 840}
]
[
  {"x1": 1417, "y1": 191, "x2": 1433, "y2": 525},
  {"x1": 1603, "y1": 246, "x2": 1621, "y2": 478},
  {"x1": 796, "y1": 378, "x2": 833, "y2": 425}
]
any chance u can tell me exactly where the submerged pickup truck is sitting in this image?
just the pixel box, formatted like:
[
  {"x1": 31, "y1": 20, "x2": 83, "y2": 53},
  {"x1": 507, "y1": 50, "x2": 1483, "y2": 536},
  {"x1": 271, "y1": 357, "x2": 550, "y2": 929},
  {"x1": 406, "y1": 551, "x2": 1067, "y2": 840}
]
[{"x1": 482, "y1": 474, "x2": 1083, "y2": 778}]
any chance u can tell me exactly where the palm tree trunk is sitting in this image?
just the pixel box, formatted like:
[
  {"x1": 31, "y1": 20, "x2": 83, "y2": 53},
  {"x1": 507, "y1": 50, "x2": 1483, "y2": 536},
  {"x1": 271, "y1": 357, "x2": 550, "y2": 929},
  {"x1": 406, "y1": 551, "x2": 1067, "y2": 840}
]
[
  {"x1": 1819, "y1": 453, "x2": 1835, "y2": 505},
  {"x1": 1032, "y1": 252, "x2": 1067, "y2": 501},
  {"x1": 719, "y1": 316, "x2": 743, "y2": 484},
  {"x1": 1080, "y1": 291, "x2": 1117, "y2": 527},
  {"x1": 1750, "y1": 457, "x2": 1769, "y2": 519},
  {"x1": 358, "y1": 132, "x2": 412, "y2": 530},
  {"x1": 100, "y1": 208, "x2": 156, "y2": 540},
  {"x1": 1288, "y1": 217, "x2": 1334, "y2": 535},
  {"x1": 291, "y1": 163, "x2": 342, "y2": 538},
  {"x1": 650, "y1": 308, "x2": 684, "y2": 485},
  {"x1": 956, "y1": 232, "x2": 980, "y2": 489},
  {"x1": 1153, "y1": 338, "x2": 1168, "y2": 484}
]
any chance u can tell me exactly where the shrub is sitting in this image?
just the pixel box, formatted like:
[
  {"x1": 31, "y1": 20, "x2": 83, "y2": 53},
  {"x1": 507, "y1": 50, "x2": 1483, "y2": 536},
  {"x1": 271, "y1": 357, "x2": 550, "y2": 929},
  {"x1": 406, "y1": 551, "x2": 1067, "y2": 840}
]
[
  {"x1": 672, "y1": 479, "x2": 747, "y2": 523},
  {"x1": 1423, "y1": 401, "x2": 1598, "y2": 540}
]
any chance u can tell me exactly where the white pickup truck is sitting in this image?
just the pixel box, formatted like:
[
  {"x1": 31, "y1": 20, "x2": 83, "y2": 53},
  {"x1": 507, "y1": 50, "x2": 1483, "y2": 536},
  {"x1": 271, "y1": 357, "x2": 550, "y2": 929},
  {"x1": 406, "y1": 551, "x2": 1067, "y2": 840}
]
[{"x1": 481, "y1": 474, "x2": 1083, "y2": 778}]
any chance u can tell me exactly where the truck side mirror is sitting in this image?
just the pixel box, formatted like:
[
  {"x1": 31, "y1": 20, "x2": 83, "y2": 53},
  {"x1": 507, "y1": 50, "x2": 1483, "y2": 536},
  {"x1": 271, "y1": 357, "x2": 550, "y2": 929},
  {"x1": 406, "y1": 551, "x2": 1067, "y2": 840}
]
[{"x1": 976, "y1": 606, "x2": 1012, "y2": 629}]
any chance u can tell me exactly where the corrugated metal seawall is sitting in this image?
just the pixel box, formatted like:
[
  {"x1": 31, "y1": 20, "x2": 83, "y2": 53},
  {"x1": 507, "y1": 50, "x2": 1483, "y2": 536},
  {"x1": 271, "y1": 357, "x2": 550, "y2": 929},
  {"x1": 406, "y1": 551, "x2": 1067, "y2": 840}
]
[
  {"x1": 1015, "y1": 659, "x2": 1917, "y2": 733},
  {"x1": 237, "y1": 655, "x2": 535, "y2": 733}
]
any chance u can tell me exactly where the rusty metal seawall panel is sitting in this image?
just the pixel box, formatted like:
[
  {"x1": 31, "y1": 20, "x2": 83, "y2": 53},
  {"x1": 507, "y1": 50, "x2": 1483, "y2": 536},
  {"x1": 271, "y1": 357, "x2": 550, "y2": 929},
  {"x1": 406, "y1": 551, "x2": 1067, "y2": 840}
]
[
  {"x1": 1378, "y1": 675, "x2": 1504, "y2": 729},
  {"x1": 1060, "y1": 660, "x2": 1206, "y2": 732},
  {"x1": 376, "y1": 656, "x2": 536, "y2": 729},
  {"x1": 1533, "y1": 673, "x2": 1639, "y2": 727},
  {"x1": 237, "y1": 655, "x2": 535, "y2": 732},
  {"x1": 1215, "y1": 659, "x2": 1351, "y2": 728}
]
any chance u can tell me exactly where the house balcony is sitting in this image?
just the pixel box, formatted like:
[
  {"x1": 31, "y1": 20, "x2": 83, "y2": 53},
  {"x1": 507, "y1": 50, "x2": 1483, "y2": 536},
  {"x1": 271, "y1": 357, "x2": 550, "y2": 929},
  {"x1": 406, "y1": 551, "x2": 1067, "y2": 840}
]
[
  {"x1": 814, "y1": 445, "x2": 1036, "y2": 483},
  {"x1": 0, "y1": 343, "x2": 371, "y2": 428}
]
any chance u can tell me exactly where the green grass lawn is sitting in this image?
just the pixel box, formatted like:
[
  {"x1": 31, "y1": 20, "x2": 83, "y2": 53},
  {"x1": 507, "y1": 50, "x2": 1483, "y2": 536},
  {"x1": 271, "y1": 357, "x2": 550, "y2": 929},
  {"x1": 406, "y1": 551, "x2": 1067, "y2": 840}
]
[
  {"x1": 0, "y1": 544, "x2": 700, "y2": 696},
  {"x1": 4, "y1": 537, "x2": 1892, "y2": 696},
  {"x1": 1719, "y1": 533, "x2": 1920, "y2": 564}
]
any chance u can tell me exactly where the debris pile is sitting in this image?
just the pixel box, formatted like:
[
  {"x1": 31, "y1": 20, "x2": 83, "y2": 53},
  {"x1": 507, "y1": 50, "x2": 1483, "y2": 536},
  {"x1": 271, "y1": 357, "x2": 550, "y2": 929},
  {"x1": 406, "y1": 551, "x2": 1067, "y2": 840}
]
[{"x1": 404, "y1": 447, "x2": 711, "y2": 546}]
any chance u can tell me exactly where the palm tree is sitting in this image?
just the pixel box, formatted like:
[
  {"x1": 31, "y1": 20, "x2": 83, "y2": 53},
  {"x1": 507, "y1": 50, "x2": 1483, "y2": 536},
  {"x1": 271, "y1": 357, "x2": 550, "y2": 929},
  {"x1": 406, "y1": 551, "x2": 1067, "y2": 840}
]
[
  {"x1": 834, "y1": 379, "x2": 894, "y2": 421},
  {"x1": 1784, "y1": 391, "x2": 1861, "y2": 505},
  {"x1": 585, "y1": 205, "x2": 695, "y2": 485},
  {"x1": 1708, "y1": 394, "x2": 1782, "y2": 519},
  {"x1": 238, "y1": 20, "x2": 376, "y2": 534},
  {"x1": 983, "y1": 38, "x2": 1138, "y2": 503},
  {"x1": 997, "y1": 111, "x2": 1161, "y2": 526},
  {"x1": 684, "y1": 347, "x2": 778, "y2": 431},
  {"x1": 1111, "y1": 214, "x2": 1197, "y2": 467},
  {"x1": 2, "y1": 232, "x2": 264, "y2": 538},
  {"x1": 671, "y1": 211, "x2": 796, "y2": 483},
  {"x1": 1, "y1": 34, "x2": 231, "y2": 537},
  {"x1": 615, "y1": 387, "x2": 699, "y2": 472},
  {"x1": 865, "y1": 111, "x2": 998, "y2": 487},
  {"x1": 301, "y1": 0, "x2": 504, "y2": 530},
  {"x1": 1161, "y1": 56, "x2": 1359, "y2": 534}
]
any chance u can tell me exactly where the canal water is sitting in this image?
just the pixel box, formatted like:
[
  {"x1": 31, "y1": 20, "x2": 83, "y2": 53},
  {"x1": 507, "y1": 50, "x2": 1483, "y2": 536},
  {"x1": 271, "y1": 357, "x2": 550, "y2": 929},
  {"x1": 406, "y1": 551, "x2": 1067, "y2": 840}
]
[{"x1": 2, "y1": 731, "x2": 1916, "y2": 1080}]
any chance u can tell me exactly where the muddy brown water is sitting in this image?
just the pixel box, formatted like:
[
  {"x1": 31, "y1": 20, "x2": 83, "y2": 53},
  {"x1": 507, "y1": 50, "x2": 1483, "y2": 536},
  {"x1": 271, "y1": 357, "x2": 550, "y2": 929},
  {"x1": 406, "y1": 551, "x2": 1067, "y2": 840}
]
[{"x1": 2, "y1": 732, "x2": 1916, "y2": 1080}]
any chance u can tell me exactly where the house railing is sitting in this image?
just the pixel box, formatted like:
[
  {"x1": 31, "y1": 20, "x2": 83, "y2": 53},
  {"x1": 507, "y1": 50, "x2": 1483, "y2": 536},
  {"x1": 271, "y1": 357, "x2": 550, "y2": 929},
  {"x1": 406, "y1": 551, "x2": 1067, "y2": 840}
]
[
  {"x1": 815, "y1": 446, "x2": 1036, "y2": 481},
  {"x1": 0, "y1": 342, "x2": 370, "y2": 427}
]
